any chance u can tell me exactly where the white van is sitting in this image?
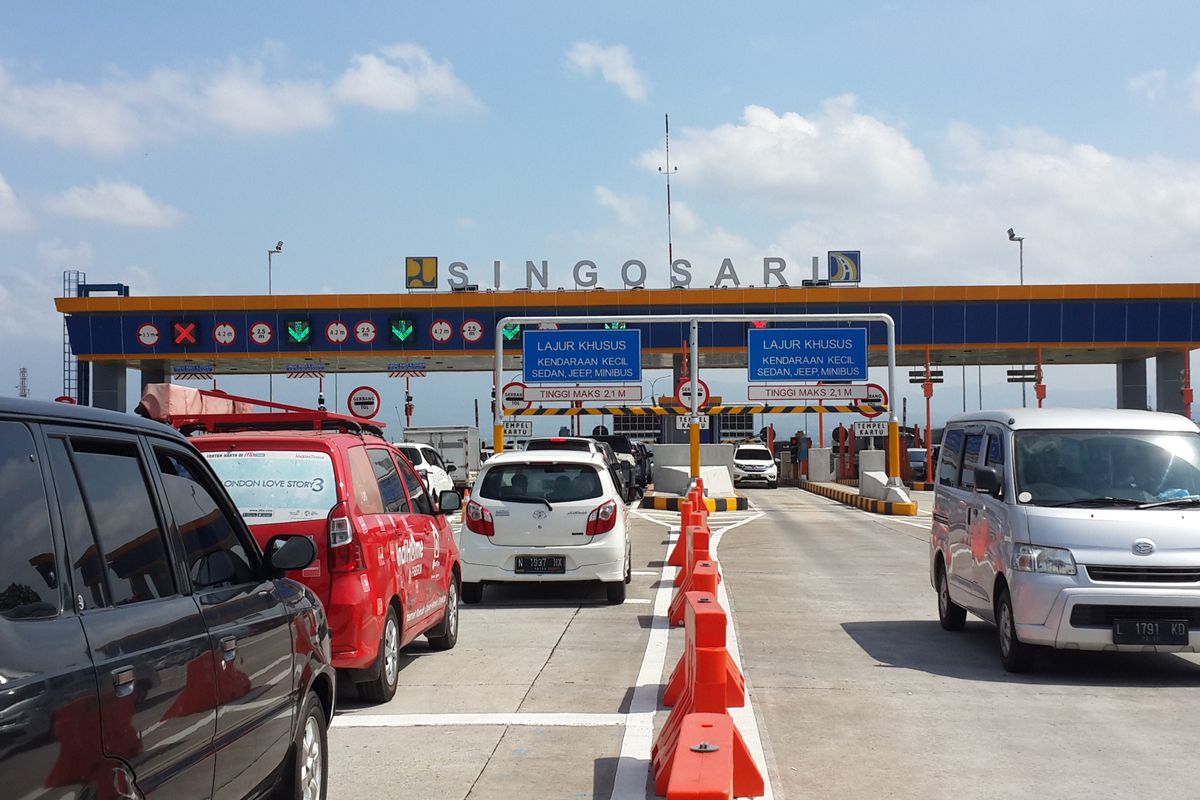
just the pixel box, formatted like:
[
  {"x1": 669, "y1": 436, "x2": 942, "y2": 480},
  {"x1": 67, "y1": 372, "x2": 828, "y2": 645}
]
[{"x1": 930, "y1": 409, "x2": 1200, "y2": 672}]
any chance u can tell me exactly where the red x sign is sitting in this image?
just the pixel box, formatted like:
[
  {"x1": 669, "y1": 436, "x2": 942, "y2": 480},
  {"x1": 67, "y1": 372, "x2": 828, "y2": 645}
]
[{"x1": 172, "y1": 321, "x2": 198, "y2": 345}]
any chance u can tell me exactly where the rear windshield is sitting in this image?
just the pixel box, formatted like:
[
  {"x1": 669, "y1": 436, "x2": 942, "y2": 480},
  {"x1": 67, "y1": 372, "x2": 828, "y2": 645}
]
[
  {"x1": 395, "y1": 445, "x2": 425, "y2": 465},
  {"x1": 595, "y1": 436, "x2": 634, "y2": 454},
  {"x1": 737, "y1": 447, "x2": 773, "y2": 461},
  {"x1": 526, "y1": 439, "x2": 591, "y2": 452},
  {"x1": 203, "y1": 450, "x2": 337, "y2": 524},
  {"x1": 479, "y1": 463, "x2": 603, "y2": 503}
]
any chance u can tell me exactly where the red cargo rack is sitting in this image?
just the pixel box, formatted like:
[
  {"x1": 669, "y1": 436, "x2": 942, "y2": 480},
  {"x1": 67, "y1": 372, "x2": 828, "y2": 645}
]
[{"x1": 137, "y1": 384, "x2": 386, "y2": 437}]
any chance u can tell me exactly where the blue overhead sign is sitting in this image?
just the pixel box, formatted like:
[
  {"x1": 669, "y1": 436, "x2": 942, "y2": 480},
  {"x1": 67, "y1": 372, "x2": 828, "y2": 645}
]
[
  {"x1": 523, "y1": 329, "x2": 641, "y2": 384},
  {"x1": 748, "y1": 327, "x2": 868, "y2": 382}
]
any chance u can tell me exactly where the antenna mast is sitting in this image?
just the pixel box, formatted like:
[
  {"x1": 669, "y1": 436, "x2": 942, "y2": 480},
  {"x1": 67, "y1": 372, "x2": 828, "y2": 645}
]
[{"x1": 658, "y1": 113, "x2": 678, "y2": 269}]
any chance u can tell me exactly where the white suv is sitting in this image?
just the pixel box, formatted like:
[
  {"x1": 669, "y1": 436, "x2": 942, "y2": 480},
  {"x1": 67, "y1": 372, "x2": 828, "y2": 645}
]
[
  {"x1": 460, "y1": 451, "x2": 632, "y2": 604},
  {"x1": 395, "y1": 442, "x2": 456, "y2": 497},
  {"x1": 732, "y1": 443, "x2": 778, "y2": 489}
]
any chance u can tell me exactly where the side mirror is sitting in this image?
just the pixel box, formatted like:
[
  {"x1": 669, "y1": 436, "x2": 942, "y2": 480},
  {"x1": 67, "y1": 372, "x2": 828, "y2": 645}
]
[
  {"x1": 439, "y1": 490, "x2": 462, "y2": 513},
  {"x1": 266, "y1": 535, "x2": 317, "y2": 573},
  {"x1": 446, "y1": 464, "x2": 458, "y2": 474},
  {"x1": 973, "y1": 466, "x2": 1003, "y2": 499}
]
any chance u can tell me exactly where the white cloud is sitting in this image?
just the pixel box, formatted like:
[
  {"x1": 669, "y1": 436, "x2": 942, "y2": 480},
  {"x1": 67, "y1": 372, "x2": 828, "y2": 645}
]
[
  {"x1": 567, "y1": 42, "x2": 648, "y2": 102},
  {"x1": 0, "y1": 173, "x2": 33, "y2": 231},
  {"x1": 0, "y1": 44, "x2": 479, "y2": 155},
  {"x1": 335, "y1": 44, "x2": 481, "y2": 113},
  {"x1": 46, "y1": 180, "x2": 183, "y2": 228},
  {"x1": 35, "y1": 239, "x2": 93, "y2": 269},
  {"x1": 594, "y1": 185, "x2": 646, "y2": 226},
  {"x1": 630, "y1": 98, "x2": 1200, "y2": 284},
  {"x1": 1190, "y1": 66, "x2": 1200, "y2": 112},
  {"x1": 1128, "y1": 69, "x2": 1168, "y2": 104}
]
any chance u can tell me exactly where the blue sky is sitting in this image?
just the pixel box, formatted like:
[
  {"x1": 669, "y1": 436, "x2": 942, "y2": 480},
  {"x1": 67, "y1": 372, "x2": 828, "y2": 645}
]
[{"x1": 2, "y1": 2, "x2": 1199, "y2": 434}]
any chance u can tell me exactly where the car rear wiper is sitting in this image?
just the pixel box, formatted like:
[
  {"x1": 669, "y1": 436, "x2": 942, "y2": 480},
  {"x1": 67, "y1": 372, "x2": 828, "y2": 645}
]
[
  {"x1": 1138, "y1": 496, "x2": 1200, "y2": 509},
  {"x1": 506, "y1": 495, "x2": 553, "y2": 510},
  {"x1": 1043, "y1": 496, "x2": 1144, "y2": 508}
]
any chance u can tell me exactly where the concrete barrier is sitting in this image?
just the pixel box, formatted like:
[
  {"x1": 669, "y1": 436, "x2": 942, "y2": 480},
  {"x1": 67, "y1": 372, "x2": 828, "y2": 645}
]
[
  {"x1": 799, "y1": 480, "x2": 918, "y2": 516},
  {"x1": 808, "y1": 447, "x2": 834, "y2": 481}
]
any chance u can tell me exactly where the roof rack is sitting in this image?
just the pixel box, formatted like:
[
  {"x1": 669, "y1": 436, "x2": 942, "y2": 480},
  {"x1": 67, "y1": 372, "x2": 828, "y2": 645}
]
[{"x1": 138, "y1": 385, "x2": 386, "y2": 437}]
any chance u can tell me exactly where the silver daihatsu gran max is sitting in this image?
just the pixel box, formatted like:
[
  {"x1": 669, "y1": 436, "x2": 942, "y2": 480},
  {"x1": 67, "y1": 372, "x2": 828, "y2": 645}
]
[{"x1": 929, "y1": 408, "x2": 1200, "y2": 672}]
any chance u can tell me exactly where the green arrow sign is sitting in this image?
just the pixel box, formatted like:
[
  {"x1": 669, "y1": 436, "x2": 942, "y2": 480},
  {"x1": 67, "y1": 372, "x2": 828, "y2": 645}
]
[
  {"x1": 286, "y1": 321, "x2": 311, "y2": 343},
  {"x1": 604, "y1": 321, "x2": 627, "y2": 330},
  {"x1": 391, "y1": 319, "x2": 414, "y2": 342},
  {"x1": 502, "y1": 323, "x2": 521, "y2": 341}
]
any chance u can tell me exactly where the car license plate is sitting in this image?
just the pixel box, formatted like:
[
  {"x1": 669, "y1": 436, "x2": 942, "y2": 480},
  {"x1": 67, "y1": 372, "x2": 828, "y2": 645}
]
[
  {"x1": 1112, "y1": 619, "x2": 1189, "y2": 645},
  {"x1": 514, "y1": 555, "x2": 565, "y2": 574}
]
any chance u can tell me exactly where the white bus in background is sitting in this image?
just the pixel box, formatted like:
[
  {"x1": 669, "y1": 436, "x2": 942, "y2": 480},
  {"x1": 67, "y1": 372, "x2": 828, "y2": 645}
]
[{"x1": 403, "y1": 426, "x2": 481, "y2": 490}]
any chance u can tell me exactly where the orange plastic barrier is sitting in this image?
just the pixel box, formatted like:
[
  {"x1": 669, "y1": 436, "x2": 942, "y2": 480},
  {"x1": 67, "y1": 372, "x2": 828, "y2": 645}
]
[
  {"x1": 664, "y1": 713, "x2": 765, "y2": 800},
  {"x1": 673, "y1": 525, "x2": 711, "y2": 589},
  {"x1": 667, "y1": 500, "x2": 695, "y2": 567},
  {"x1": 663, "y1": 581, "x2": 744, "y2": 707},
  {"x1": 653, "y1": 591, "x2": 757, "y2": 796}
]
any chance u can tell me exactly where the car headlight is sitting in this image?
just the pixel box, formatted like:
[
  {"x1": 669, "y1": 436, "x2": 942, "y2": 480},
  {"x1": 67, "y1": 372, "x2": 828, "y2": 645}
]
[{"x1": 1011, "y1": 544, "x2": 1077, "y2": 575}]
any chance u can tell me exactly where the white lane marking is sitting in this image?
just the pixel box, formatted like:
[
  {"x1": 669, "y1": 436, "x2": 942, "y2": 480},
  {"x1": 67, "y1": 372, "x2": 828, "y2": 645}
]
[
  {"x1": 890, "y1": 518, "x2": 933, "y2": 529},
  {"x1": 624, "y1": 598, "x2": 652, "y2": 604},
  {"x1": 631, "y1": 570, "x2": 659, "y2": 576},
  {"x1": 610, "y1": 524, "x2": 681, "y2": 798},
  {"x1": 332, "y1": 712, "x2": 627, "y2": 728}
]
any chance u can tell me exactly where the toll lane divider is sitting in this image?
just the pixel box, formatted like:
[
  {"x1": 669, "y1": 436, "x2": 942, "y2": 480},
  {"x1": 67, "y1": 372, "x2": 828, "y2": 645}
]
[
  {"x1": 642, "y1": 493, "x2": 749, "y2": 512},
  {"x1": 799, "y1": 480, "x2": 918, "y2": 516},
  {"x1": 836, "y1": 477, "x2": 934, "y2": 492},
  {"x1": 651, "y1": 480, "x2": 766, "y2": 798}
]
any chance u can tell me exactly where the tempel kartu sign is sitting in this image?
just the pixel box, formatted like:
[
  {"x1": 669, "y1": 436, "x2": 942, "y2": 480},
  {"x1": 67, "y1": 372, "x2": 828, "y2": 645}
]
[
  {"x1": 522, "y1": 329, "x2": 641, "y2": 384},
  {"x1": 747, "y1": 327, "x2": 868, "y2": 382}
]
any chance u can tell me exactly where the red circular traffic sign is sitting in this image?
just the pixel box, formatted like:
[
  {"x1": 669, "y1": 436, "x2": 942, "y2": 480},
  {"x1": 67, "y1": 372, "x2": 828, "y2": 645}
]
[
  {"x1": 326, "y1": 320, "x2": 349, "y2": 344},
  {"x1": 354, "y1": 320, "x2": 377, "y2": 345},
  {"x1": 676, "y1": 378, "x2": 710, "y2": 408},
  {"x1": 461, "y1": 318, "x2": 484, "y2": 343},
  {"x1": 859, "y1": 382, "x2": 888, "y2": 418},
  {"x1": 430, "y1": 319, "x2": 453, "y2": 343},
  {"x1": 136, "y1": 322, "x2": 161, "y2": 348},
  {"x1": 347, "y1": 385, "x2": 381, "y2": 419},
  {"x1": 501, "y1": 381, "x2": 531, "y2": 411}
]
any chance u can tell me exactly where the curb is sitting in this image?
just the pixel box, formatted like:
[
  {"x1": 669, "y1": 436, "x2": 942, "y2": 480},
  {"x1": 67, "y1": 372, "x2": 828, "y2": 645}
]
[
  {"x1": 798, "y1": 481, "x2": 919, "y2": 516},
  {"x1": 839, "y1": 477, "x2": 933, "y2": 491},
  {"x1": 640, "y1": 493, "x2": 749, "y2": 512}
]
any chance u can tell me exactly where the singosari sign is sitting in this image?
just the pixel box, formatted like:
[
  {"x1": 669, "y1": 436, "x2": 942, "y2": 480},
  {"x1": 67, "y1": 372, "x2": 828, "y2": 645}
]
[{"x1": 442, "y1": 257, "x2": 805, "y2": 290}]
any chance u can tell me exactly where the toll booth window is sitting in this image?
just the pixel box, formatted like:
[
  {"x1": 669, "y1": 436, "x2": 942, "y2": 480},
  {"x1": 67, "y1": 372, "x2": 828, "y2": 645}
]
[
  {"x1": 155, "y1": 449, "x2": 254, "y2": 589},
  {"x1": 47, "y1": 438, "x2": 107, "y2": 610},
  {"x1": 0, "y1": 422, "x2": 59, "y2": 619},
  {"x1": 960, "y1": 434, "x2": 985, "y2": 491},
  {"x1": 69, "y1": 439, "x2": 175, "y2": 606},
  {"x1": 368, "y1": 449, "x2": 409, "y2": 514},
  {"x1": 937, "y1": 429, "x2": 965, "y2": 487}
]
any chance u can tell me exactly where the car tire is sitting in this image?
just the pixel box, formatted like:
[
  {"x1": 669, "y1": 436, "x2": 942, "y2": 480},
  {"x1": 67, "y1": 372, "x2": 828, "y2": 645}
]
[
  {"x1": 936, "y1": 562, "x2": 967, "y2": 631},
  {"x1": 768, "y1": 481, "x2": 778, "y2": 489},
  {"x1": 279, "y1": 692, "x2": 328, "y2": 800},
  {"x1": 426, "y1": 579, "x2": 459, "y2": 651},
  {"x1": 461, "y1": 581, "x2": 484, "y2": 605},
  {"x1": 357, "y1": 607, "x2": 400, "y2": 703},
  {"x1": 996, "y1": 585, "x2": 1036, "y2": 673},
  {"x1": 605, "y1": 581, "x2": 627, "y2": 605}
]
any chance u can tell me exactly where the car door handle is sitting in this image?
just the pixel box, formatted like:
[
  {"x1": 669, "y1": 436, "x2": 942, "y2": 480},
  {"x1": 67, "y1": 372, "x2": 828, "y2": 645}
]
[
  {"x1": 112, "y1": 666, "x2": 135, "y2": 697},
  {"x1": 220, "y1": 635, "x2": 237, "y2": 661}
]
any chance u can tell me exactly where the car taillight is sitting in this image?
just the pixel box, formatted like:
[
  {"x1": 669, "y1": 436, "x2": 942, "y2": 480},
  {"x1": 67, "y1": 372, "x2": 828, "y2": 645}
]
[
  {"x1": 464, "y1": 500, "x2": 494, "y2": 536},
  {"x1": 586, "y1": 499, "x2": 618, "y2": 536},
  {"x1": 327, "y1": 502, "x2": 363, "y2": 572}
]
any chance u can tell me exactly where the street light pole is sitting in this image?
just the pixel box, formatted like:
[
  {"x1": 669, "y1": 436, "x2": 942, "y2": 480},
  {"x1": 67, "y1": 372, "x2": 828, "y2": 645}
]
[
  {"x1": 267, "y1": 241, "x2": 283, "y2": 404},
  {"x1": 1008, "y1": 228, "x2": 1026, "y2": 408}
]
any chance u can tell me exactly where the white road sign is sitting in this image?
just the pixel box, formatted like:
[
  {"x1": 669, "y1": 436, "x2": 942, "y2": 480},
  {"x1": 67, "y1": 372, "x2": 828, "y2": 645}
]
[
  {"x1": 136, "y1": 323, "x2": 160, "y2": 347},
  {"x1": 676, "y1": 378, "x2": 710, "y2": 408},
  {"x1": 502, "y1": 381, "x2": 531, "y2": 410},
  {"x1": 213, "y1": 322, "x2": 237, "y2": 346},
  {"x1": 523, "y1": 385, "x2": 643, "y2": 403},
  {"x1": 852, "y1": 421, "x2": 890, "y2": 437},
  {"x1": 250, "y1": 322, "x2": 273, "y2": 346},
  {"x1": 347, "y1": 385, "x2": 381, "y2": 419},
  {"x1": 430, "y1": 319, "x2": 453, "y2": 343},
  {"x1": 461, "y1": 318, "x2": 484, "y2": 343},
  {"x1": 503, "y1": 419, "x2": 534, "y2": 438},
  {"x1": 354, "y1": 320, "x2": 377, "y2": 344},
  {"x1": 748, "y1": 383, "x2": 875, "y2": 403},
  {"x1": 674, "y1": 415, "x2": 711, "y2": 430},
  {"x1": 326, "y1": 321, "x2": 349, "y2": 344}
]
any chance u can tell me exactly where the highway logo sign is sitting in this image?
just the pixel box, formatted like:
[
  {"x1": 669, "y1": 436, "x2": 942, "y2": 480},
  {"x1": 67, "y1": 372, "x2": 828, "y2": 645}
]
[
  {"x1": 522, "y1": 329, "x2": 641, "y2": 384},
  {"x1": 676, "y1": 378, "x2": 710, "y2": 408},
  {"x1": 502, "y1": 381, "x2": 531, "y2": 410},
  {"x1": 828, "y1": 251, "x2": 862, "y2": 283},
  {"x1": 326, "y1": 321, "x2": 349, "y2": 344},
  {"x1": 354, "y1": 320, "x2": 377, "y2": 345},
  {"x1": 748, "y1": 327, "x2": 867, "y2": 382},
  {"x1": 250, "y1": 321, "x2": 273, "y2": 346},
  {"x1": 213, "y1": 322, "x2": 237, "y2": 346},
  {"x1": 461, "y1": 318, "x2": 484, "y2": 343},
  {"x1": 136, "y1": 322, "x2": 160, "y2": 347},
  {"x1": 405, "y1": 256, "x2": 438, "y2": 290},
  {"x1": 347, "y1": 385, "x2": 381, "y2": 419},
  {"x1": 430, "y1": 319, "x2": 453, "y2": 344}
]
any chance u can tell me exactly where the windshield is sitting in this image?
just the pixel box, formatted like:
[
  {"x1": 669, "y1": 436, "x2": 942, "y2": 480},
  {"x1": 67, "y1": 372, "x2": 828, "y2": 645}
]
[
  {"x1": 396, "y1": 445, "x2": 426, "y2": 465},
  {"x1": 203, "y1": 450, "x2": 337, "y2": 524},
  {"x1": 736, "y1": 447, "x2": 773, "y2": 462},
  {"x1": 1015, "y1": 430, "x2": 1200, "y2": 507},
  {"x1": 595, "y1": 436, "x2": 634, "y2": 454},
  {"x1": 478, "y1": 463, "x2": 603, "y2": 503},
  {"x1": 908, "y1": 449, "x2": 928, "y2": 463}
]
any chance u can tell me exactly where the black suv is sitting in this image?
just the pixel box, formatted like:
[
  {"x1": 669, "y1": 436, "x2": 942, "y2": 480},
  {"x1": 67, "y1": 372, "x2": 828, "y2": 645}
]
[{"x1": 0, "y1": 398, "x2": 334, "y2": 800}]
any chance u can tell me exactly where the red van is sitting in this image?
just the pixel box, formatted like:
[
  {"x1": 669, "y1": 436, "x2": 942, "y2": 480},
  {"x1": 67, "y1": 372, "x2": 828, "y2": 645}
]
[{"x1": 194, "y1": 429, "x2": 462, "y2": 703}]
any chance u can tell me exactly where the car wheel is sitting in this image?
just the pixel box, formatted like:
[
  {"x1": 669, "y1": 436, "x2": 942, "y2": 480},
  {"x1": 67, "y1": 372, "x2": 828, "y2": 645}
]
[
  {"x1": 461, "y1": 581, "x2": 484, "y2": 605},
  {"x1": 357, "y1": 607, "x2": 400, "y2": 703},
  {"x1": 280, "y1": 692, "x2": 327, "y2": 800},
  {"x1": 605, "y1": 581, "x2": 627, "y2": 605},
  {"x1": 426, "y1": 579, "x2": 459, "y2": 651},
  {"x1": 768, "y1": 481, "x2": 778, "y2": 489},
  {"x1": 996, "y1": 585, "x2": 1035, "y2": 673},
  {"x1": 936, "y1": 562, "x2": 967, "y2": 631}
]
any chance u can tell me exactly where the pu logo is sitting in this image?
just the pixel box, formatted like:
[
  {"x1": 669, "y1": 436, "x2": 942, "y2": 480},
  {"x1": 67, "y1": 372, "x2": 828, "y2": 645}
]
[
  {"x1": 397, "y1": 538, "x2": 425, "y2": 566},
  {"x1": 828, "y1": 251, "x2": 861, "y2": 283},
  {"x1": 406, "y1": 256, "x2": 438, "y2": 290}
]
